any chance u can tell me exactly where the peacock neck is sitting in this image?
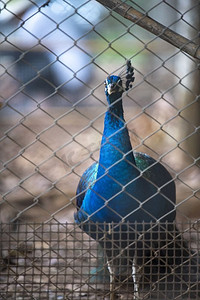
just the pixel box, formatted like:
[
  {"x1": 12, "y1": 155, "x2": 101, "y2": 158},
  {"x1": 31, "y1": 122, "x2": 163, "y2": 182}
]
[
  {"x1": 107, "y1": 96, "x2": 124, "y2": 121},
  {"x1": 103, "y1": 93, "x2": 125, "y2": 137},
  {"x1": 96, "y1": 93, "x2": 138, "y2": 180}
]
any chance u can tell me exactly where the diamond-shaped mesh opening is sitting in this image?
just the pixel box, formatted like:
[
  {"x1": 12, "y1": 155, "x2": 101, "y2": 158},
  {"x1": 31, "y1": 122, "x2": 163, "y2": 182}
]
[{"x1": 0, "y1": 0, "x2": 199, "y2": 299}]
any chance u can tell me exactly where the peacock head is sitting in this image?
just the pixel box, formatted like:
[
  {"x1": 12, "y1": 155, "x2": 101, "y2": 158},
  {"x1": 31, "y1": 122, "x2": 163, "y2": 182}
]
[
  {"x1": 104, "y1": 75, "x2": 123, "y2": 98},
  {"x1": 104, "y1": 60, "x2": 135, "y2": 104}
]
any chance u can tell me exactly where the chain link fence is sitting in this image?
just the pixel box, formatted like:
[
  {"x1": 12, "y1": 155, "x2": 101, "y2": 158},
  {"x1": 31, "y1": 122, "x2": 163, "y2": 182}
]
[{"x1": 0, "y1": 0, "x2": 200, "y2": 299}]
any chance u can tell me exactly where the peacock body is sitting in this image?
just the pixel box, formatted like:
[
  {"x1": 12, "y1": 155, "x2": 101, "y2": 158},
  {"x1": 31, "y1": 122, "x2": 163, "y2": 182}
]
[
  {"x1": 75, "y1": 73, "x2": 176, "y2": 227},
  {"x1": 74, "y1": 63, "x2": 200, "y2": 297}
]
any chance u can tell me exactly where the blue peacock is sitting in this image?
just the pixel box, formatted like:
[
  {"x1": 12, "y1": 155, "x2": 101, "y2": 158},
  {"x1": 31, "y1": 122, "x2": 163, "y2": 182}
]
[{"x1": 74, "y1": 61, "x2": 200, "y2": 297}]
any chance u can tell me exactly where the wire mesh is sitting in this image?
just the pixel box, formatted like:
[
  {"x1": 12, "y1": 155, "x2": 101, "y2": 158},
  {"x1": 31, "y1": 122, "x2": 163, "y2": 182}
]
[
  {"x1": 1, "y1": 222, "x2": 200, "y2": 299},
  {"x1": 0, "y1": 0, "x2": 200, "y2": 299}
]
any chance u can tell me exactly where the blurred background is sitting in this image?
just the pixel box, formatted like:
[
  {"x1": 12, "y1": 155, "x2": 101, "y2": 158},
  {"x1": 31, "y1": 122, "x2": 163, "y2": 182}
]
[{"x1": 0, "y1": 0, "x2": 199, "y2": 228}]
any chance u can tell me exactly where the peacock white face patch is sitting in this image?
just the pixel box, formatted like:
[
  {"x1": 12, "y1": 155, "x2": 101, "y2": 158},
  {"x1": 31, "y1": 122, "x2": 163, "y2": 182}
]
[{"x1": 104, "y1": 78, "x2": 109, "y2": 94}]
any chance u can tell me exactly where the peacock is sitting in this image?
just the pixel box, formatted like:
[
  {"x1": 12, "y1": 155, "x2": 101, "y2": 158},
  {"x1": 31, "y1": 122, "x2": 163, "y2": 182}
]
[{"x1": 74, "y1": 61, "x2": 200, "y2": 298}]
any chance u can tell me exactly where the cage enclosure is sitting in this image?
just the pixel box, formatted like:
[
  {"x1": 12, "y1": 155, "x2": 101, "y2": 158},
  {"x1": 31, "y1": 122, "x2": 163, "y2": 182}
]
[{"x1": 0, "y1": 0, "x2": 200, "y2": 299}]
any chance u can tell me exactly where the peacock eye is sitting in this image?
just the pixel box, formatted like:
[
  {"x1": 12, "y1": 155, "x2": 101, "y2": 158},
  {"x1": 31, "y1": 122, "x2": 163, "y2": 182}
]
[
  {"x1": 117, "y1": 79, "x2": 122, "y2": 86},
  {"x1": 104, "y1": 80, "x2": 107, "y2": 86}
]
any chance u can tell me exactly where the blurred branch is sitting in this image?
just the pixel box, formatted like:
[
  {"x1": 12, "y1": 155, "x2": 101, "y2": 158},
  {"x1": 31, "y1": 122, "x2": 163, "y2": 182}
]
[{"x1": 95, "y1": 0, "x2": 200, "y2": 60}]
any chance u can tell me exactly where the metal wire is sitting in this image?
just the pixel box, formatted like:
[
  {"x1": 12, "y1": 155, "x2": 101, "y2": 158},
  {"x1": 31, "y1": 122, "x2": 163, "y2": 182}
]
[
  {"x1": 0, "y1": 222, "x2": 200, "y2": 299},
  {"x1": 0, "y1": 0, "x2": 200, "y2": 299}
]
